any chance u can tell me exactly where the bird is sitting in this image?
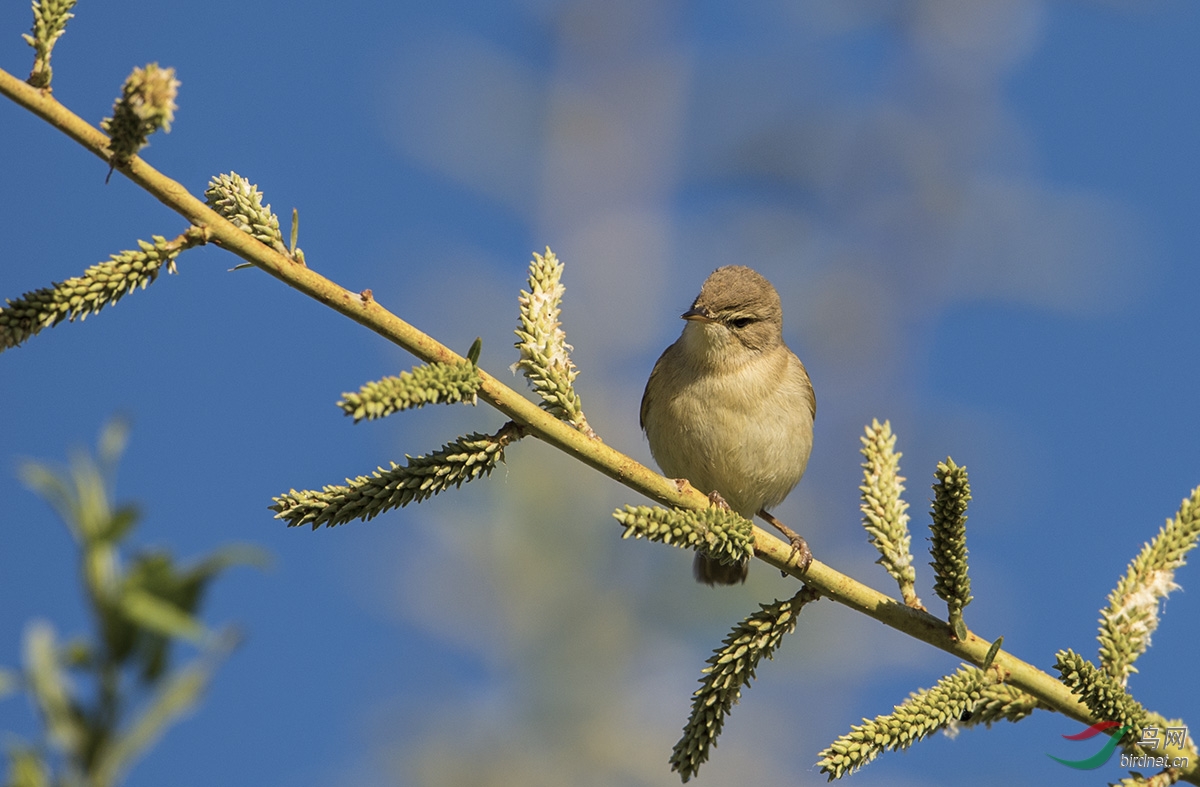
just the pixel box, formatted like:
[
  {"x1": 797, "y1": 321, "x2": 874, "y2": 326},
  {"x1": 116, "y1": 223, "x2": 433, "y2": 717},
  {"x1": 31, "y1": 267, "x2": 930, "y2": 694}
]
[{"x1": 640, "y1": 265, "x2": 815, "y2": 585}]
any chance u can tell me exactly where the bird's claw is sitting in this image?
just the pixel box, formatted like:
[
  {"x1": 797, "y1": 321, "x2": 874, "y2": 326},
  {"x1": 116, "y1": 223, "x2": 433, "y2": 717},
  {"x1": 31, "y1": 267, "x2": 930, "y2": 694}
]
[
  {"x1": 671, "y1": 480, "x2": 733, "y2": 512},
  {"x1": 785, "y1": 534, "x2": 813, "y2": 573},
  {"x1": 707, "y1": 490, "x2": 732, "y2": 511},
  {"x1": 758, "y1": 509, "x2": 813, "y2": 574}
]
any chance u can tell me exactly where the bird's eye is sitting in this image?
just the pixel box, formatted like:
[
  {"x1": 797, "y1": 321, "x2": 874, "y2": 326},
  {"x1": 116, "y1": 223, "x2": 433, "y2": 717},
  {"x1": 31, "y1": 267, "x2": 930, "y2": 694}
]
[{"x1": 729, "y1": 316, "x2": 754, "y2": 329}]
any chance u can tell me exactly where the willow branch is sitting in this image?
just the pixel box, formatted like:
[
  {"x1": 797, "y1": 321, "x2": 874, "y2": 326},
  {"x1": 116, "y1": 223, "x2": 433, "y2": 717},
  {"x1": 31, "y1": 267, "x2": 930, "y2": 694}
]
[{"x1": 3, "y1": 67, "x2": 1194, "y2": 784}]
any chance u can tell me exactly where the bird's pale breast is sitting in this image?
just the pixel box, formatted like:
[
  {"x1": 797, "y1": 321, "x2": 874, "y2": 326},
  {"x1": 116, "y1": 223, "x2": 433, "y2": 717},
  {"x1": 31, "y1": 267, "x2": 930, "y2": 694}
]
[{"x1": 644, "y1": 343, "x2": 813, "y2": 517}]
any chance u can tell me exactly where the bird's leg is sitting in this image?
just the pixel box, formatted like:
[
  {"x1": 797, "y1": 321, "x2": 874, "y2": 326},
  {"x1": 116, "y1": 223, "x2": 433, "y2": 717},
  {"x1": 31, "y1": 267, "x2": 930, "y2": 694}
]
[{"x1": 758, "y1": 509, "x2": 812, "y2": 573}]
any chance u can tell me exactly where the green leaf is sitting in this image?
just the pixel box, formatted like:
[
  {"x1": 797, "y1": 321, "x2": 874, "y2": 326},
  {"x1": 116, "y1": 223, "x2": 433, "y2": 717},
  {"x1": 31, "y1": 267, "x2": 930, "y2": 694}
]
[
  {"x1": 91, "y1": 649, "x2": 225, "y2": 787},
  {"x1": 99, "y1": 504, "x2": 140, "y2": 543},
  {"x1": 98, "y1": 417, "x2": 130, "y2": 469},
  {"x1": 119, "y1": 589, "x2": 206, "y2": 644},
  {"x1": 24, "y1": 622, "x2": 83, "y2": 757},
  {"x1": 981, "y1": 636, "x2": 1003, "y2": 672},
  {"x1": 289, "y1": 207, "x2": 300, "y2": 255},
  {"x1": 185, "y1": 543, "x2": 271, "y2": 585},
  {"x1": 120, "y1": 546, "x2": 263, "y2": 681},
  {"x1": 5, "y1": 745, "x2": 50, "y2": 787},
  {"x1": 17, "y1": 461, "x2": 80, "y2": 540},
  {"x1": 59, "y1": 637, "x2": 94, "y2": 670}
]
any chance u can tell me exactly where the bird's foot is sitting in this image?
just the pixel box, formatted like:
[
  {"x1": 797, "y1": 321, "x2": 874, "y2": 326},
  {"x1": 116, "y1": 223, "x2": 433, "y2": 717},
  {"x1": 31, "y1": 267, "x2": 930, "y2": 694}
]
[
  {"x1": 669, "y1": 480, "x2": 733, "y2": 513},
  {"x1": 707, "y1": 490, "x2": 732, "y2": 511},
  {"x1": 758, "y1": 509, "x2": 812, "y2": 573}
]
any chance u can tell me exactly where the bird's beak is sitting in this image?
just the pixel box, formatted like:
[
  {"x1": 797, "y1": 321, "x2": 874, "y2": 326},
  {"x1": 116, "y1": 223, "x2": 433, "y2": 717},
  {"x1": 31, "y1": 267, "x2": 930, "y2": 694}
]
[{"x1": 681, "y1": 306, "x2": 713, "y2": 323}]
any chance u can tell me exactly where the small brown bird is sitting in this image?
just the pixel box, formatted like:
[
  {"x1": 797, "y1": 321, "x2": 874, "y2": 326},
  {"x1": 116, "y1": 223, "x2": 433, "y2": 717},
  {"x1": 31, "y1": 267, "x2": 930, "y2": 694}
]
[{"x1": 640, "y1": 266, "x2": 816, "y2": 585}]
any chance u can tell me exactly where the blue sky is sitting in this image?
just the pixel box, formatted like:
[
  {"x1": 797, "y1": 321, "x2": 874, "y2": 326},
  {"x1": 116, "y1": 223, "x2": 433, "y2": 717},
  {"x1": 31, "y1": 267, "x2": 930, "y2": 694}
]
[{"x1": 2, "y1": 2, "x2": 1198, "y2": 785}]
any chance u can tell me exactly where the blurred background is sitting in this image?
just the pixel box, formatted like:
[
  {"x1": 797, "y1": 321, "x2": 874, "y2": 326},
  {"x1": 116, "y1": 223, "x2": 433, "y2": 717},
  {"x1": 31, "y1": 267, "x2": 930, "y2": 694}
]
[{"x1": 3, "y1": 1, "x2": 1199, "y2": 784}]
